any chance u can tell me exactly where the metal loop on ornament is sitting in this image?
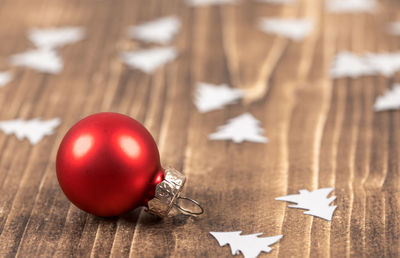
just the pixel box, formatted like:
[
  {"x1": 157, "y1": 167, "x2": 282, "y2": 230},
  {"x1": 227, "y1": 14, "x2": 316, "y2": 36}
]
[{"x1": 174, "y1": 196, "x2": 204, "y2": 216}]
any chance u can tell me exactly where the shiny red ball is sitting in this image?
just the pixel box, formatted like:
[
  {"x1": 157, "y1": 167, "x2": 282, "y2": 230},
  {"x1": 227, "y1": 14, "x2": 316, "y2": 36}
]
[{"x1": 56, "y1": 112, "x2": 164, "y2": 217}]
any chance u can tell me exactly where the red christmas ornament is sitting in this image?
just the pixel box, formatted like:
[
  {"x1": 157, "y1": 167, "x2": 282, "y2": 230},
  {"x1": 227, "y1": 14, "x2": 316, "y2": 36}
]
[{"x1": 56, "y1": 112, "x2": 202, "y2": 217}]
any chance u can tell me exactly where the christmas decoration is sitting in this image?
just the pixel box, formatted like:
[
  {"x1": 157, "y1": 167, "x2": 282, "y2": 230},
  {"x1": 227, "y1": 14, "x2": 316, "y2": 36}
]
[
  {"x1": 275, "y1": 188, "x2": 337, "y2": 221},
  {"x1": 128, "y1": 16, "x2": 181, "y2": 44},
  {"x1": 331, "y1": 51, "x2": 400, "y2": 78},
  {"x1": 56, "y1": 113, "x2": 203, "y2": 217},
  {"x1": 28, "y1": 27, "x2": 85, "y2": 49},
  {"x1": 374, "y1": 84, "x2": 400, "y2": 112},
  {"x1": 120, "y1": 47, "x2": 177, "y2": 74},
  {"x1": 10, "y1": 48, "x2": 63, "y2": 74},
  {"x1": 210, "y1": 231, "x2": 283, "y2": 258},
  {"x1": 0, "y1": 118, "x2": 61, "y2": 145},
  {"x1": 209, "y1": 113, "x2": 268, "y2": 143},
  {"x1": 10, "y1": 27, "x2": 84, "y2": 74},
  {"x1": 186, "y1": 0, "x2": 238, "y2": 6},
  {"x1": 0, "y1": 71, "x2": 12, "y2": 88},
  {"x1": 194, "y1": 82, "x2": 244, "y2": 113},
  {"x1": 258, "y1": 18, "x2": 313, "y2": 41},
  {"x1": 330, "y1": 52, "x2": 375, "y2": 78},
  {"x1": 325, "y1": 0, "x2": 376, "y2": 13},
  {"x1": 365, "y1": 53, "x2": 400, "y2": 77}
]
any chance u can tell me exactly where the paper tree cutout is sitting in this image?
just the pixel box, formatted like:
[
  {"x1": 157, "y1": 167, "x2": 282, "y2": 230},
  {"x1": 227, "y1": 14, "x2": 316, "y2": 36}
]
[
  {"x1": 256, "y1": 0, "x2": 295, "y2": 4},
  {"x1": 128, "y1": 16, "x2": 181, "y2": 44},
  {"x1": 258, "y1": 18, "x2": 313, "y2": 41},
  {"x1": 330, "y1": 52, "x2": 376, "y2": 78},
  {"x1": 121, "y1": 47, "x2": 177, "y2": 74},
  {"x1": 0, "y1": 71, "x2": 13, "y2": 88},
  {"x1": 194, "y1": 82, "x2": 244, "y2": 113},
  {"x1": 325, "y1": 0, "x2": 376, "y2": 13},
  {"x1": 0, "y1": 118, "x2": 61, "y2": 144},
  {"x1": 28, "y1": 27, "x2": 85, "y2": 49},
  {"x1": 209, "y1": 113, "x2": 268, "y2": 143},
  {"x1": 374, "y1": 84, "x2": 400, "y2": 112},
  {"x1": 10, "y1": 48, "x2": 63, "y2": 74},
  {"x1": 388, "y1": 22, "x2": 400, "y2": 36},
  {"x1": 365, "y1": 53, "x2": 400, "y2": 77},
  {"x1": 210, "y1": 231, "x2": 282, "y2": 258},
  {"x1": 186, "y1": 0, "x2": 238, "y2": 6},
  {"x1": 331, "y1": 51, "x2": 400, "y2": 78},
  {"x1": 275, "y1": 188, "x2": 337, "y2": 221}
]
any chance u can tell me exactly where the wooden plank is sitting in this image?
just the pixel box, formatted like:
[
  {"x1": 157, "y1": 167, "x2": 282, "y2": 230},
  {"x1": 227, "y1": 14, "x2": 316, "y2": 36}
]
[{"x1": 0, "y1": 0, "x2": 398, "y2": 257}]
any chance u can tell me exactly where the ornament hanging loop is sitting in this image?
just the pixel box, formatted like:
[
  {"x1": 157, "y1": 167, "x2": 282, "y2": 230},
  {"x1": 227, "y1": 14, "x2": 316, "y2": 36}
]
[
  {"x1": 147, "y1": 168, "x2": 204, "y2": 217},
  {"x1": 174, "y1": 196, "x2": 204, "y2": 216}
]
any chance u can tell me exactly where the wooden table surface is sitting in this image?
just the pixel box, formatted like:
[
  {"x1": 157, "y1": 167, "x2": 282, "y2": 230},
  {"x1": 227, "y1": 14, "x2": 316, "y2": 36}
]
[{"x1": 0, "y1": 0, "x2": 399, "y2": 257}]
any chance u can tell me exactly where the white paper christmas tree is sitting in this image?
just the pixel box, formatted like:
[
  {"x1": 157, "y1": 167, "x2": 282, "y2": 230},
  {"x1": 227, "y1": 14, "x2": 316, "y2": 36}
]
[
  {"x1": 258, "y1": 18, "x2": 313, "y2": 41},
  {"x1": 10, "y1": 48, "x2": 63, "y2": 74},
  {"x1": 374, "y1": 84, "x2": 400, "y2": 112},
  {"x1": 325, "y1": 0, "x2": 376, "y2": 13},
  {"x1": 186, "y1": 0, "x2": 239, "y2": 6},
  {"x1": 120, "y1": 47, "x2": 177, "y2": 74},
  {"x1": 365, "y1": 53, "x2": 400, "y2": 77},
  {"x1": 0, "y1": 71, "x2": 13, "y2": 88},
  {"x1": 256, "y1": 0, "x2": 295, "y2": 4},
  {"x1": 0, "y1": 118, "x2": 61, "y2": 145},
  {"x1": 209, "y1": 113, "x2": 268, "y2": 143},
  {"x1": 275, "y1": 187, "x2": 337, "y2": 221},
  {"x1": 331, "y1": 51, "x2": 400, "y2": 78},
  {"x1": 194, "y1": 82, "x2": 244, "y2": 113},
  {"x1": 210, "y1": 231, "x2": 282, "y2": 258},
  {"x1": 128, "y1": 16, "x2": 181, "y2": 44},
  {"x1": 28, "y1": 27, "x2": 85, "y2": 49},
  {"x1": 388, "y1": 22, "x2": 400, "y2": 36},
  {"x1": 330, "y1": 52, "x2": 376, "y2": 78}
]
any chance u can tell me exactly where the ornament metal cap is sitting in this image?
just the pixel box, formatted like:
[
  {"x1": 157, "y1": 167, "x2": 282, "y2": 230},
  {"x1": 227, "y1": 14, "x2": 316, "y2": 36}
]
[{"x1": 147, "y1": 168, "x2": 204, "y2": 217}]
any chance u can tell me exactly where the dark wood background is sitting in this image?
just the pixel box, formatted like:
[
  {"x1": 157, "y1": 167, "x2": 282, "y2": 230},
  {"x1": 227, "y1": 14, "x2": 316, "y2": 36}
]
[{"x1": 0, "y1": 0, "x2": 399, "y2": 257}]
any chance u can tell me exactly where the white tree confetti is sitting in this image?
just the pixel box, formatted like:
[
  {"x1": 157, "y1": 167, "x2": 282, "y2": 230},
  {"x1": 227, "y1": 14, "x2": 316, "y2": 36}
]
[
  {"x1": 365, "y1": 53, "x2": 400, "y2": 77},
  {"x1": 210, "y1": 231, "x2": 282, "y2": 258},
  {"x1": 258, "y1": 18, "x2": 313, "y2": 41},
  {"x1": 275, "y1": 187, "x2": 337, "y2": 221},
  {"x1": 325, "y1": 0, "x2": 376, "y2": 13},
  {"x1": 120, "y1": 47, "x2": 177, "y2": 74},
  {"x1": 10, "y1": 48, "x2": 63, "y2": 74},
  {"x1": 194, "y1": 82, "x2": 244, "y2": 113},
  {"x1": 28, "y1": 27, "x2": 85, "y2": 49},
  {"x1": 331, "y1": 51, "x2": 400, "y2": 78},
  {"x1": 128, "y1": 16, "x2": 181, "y2": 44},
  {"x1": 330, "y1": 52, "x2": 376, "y2": 78},
  {"x1": 209, "y1": 113, "x2": 268, "y2": 143},
  {"x1": 0, "y1": 71, "x2": 13, "y2": 88},
  {"x1": 0, "y1": 118, "x2": 61, "y2": 145},
  {"x1": 374, "y1": 84, "x2": 400, "y2": 112}
]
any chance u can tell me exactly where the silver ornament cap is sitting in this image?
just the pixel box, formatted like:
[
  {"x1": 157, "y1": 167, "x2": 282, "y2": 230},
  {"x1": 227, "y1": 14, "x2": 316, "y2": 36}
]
[{"x1": 147, "y1": 168, "x2": 203, "y2": 217}]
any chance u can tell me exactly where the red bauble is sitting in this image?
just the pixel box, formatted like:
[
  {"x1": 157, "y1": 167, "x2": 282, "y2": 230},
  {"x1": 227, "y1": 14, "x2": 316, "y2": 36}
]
[{"x1": 56, "y1": 113, "x2": 164, "y2": 217}]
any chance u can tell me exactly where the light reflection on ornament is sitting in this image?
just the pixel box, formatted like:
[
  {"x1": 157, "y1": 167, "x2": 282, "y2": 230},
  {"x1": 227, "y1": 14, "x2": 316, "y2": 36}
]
[
  {"x1": 73, "y1": 134, "x2": 93, "y2": 158},
  {"x1": 119, "y1": 135, "x2": 140, "y2": 159}
]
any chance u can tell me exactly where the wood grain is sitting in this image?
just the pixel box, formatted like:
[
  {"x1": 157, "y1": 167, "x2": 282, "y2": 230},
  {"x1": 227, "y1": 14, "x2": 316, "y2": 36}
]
[{"x1": 0, "y1": 0, "x2": 399, "y2": 257}]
